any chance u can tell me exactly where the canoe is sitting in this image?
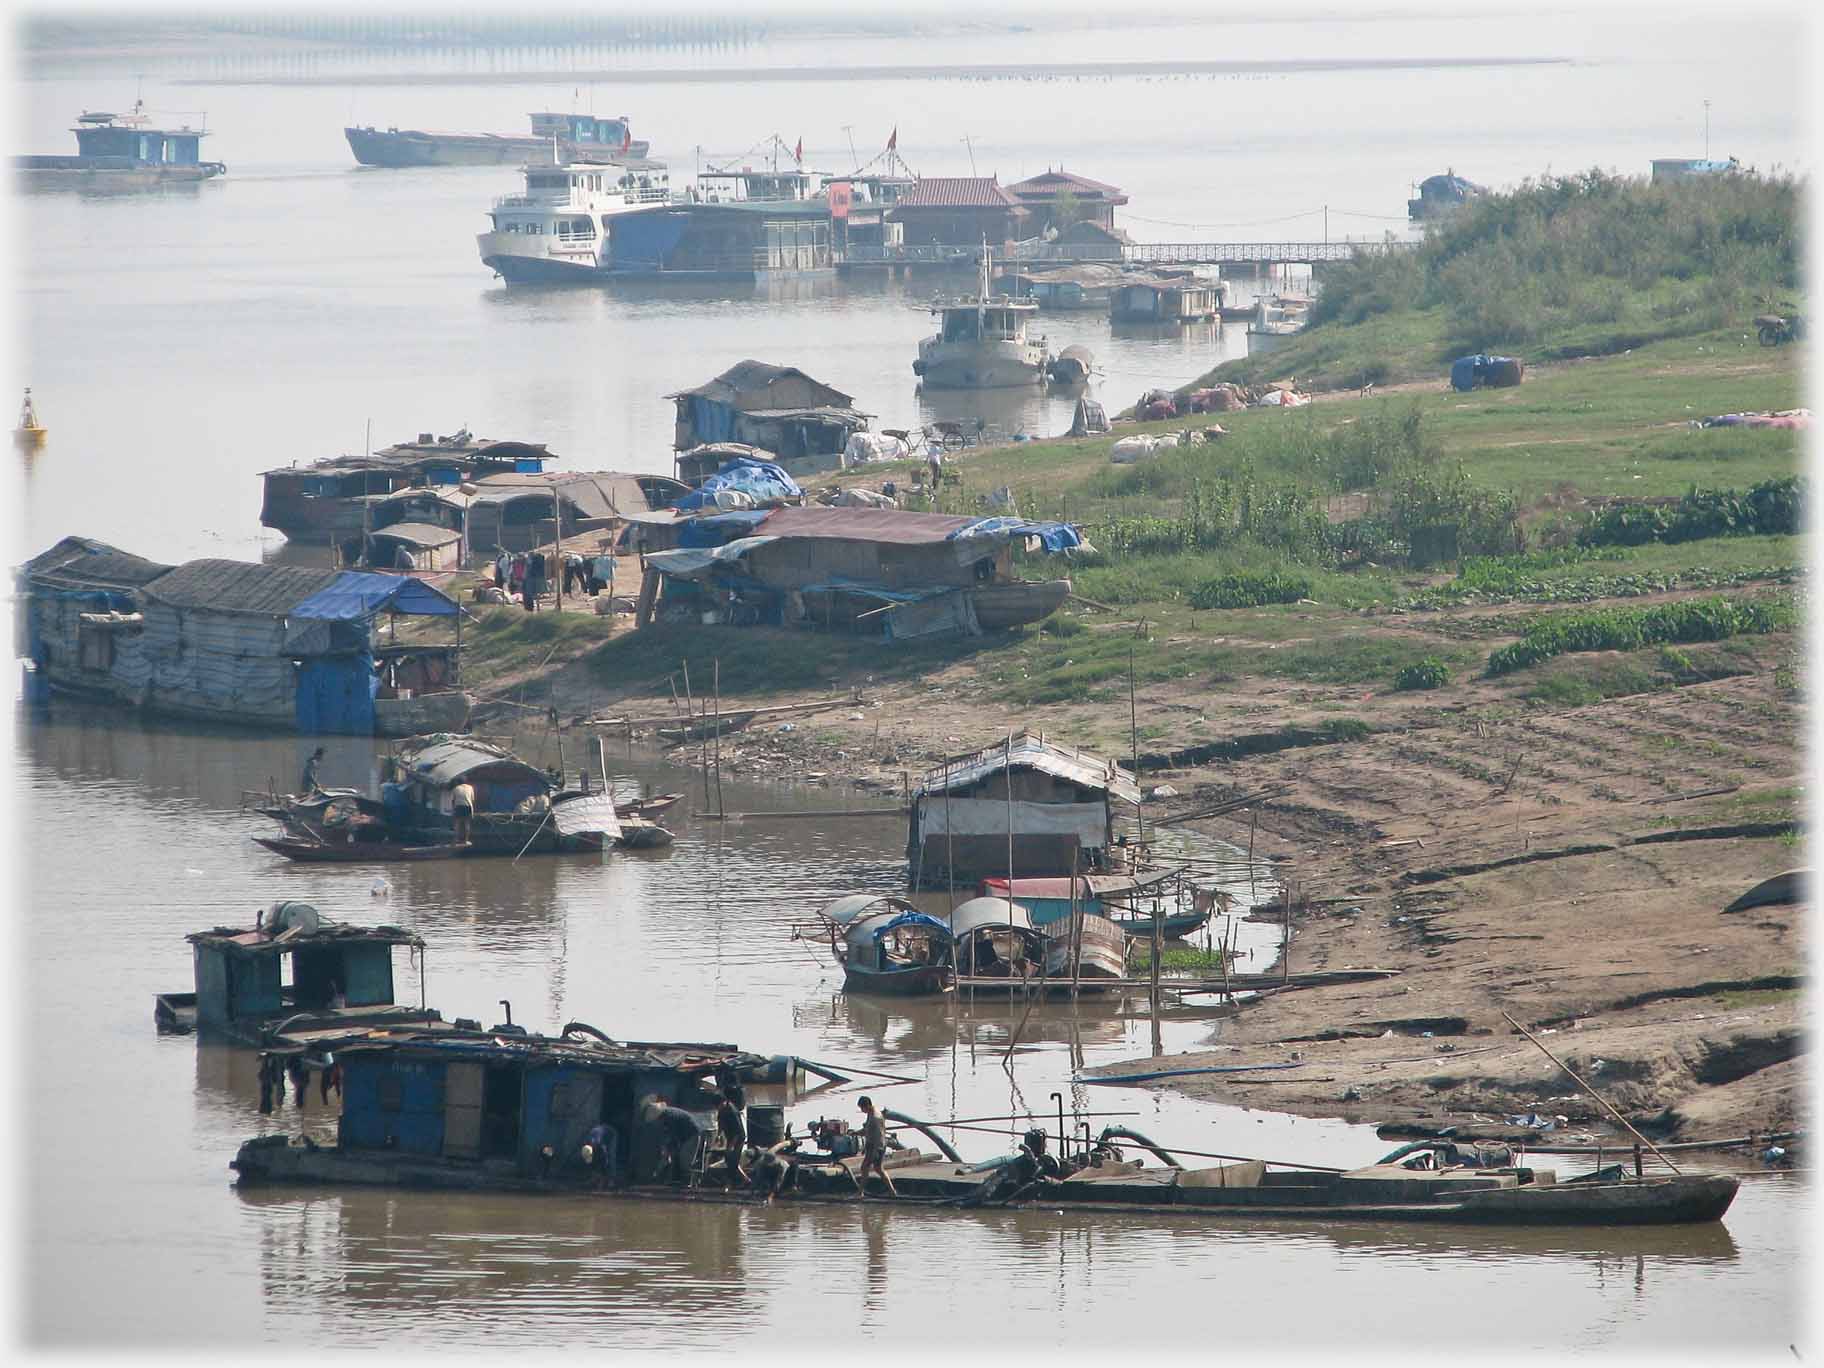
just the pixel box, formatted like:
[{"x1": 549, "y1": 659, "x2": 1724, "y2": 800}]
[
  {"x1": 1111, "y1": 909, "x2": 1210, "y2": 939},
  {"x1": 617, "y1": 793, "x2": 683, "y2": 820},
  {"x1": 970, "y1": 579, "x2": 1072, "y2": 631},
  {"x1": 253, "y1": 835, "x2": 469, "y2": 863}
]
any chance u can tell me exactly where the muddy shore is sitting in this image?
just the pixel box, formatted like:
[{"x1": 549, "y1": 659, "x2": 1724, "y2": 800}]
[{"x1": 469, "y1": 635, "x2": 1804, "y2": 1147}]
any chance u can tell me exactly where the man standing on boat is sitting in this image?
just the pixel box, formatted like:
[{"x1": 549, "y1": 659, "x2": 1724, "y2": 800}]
[
  {"x1": 855, "y1": 1096, "x2": 897, "y2": 1199},
  {"x1": 716, "y1": 1087, "x2": 751, "y2": 1188},
  {"x1": 450, "y1": 778, "x2": 476, "y2": 846},
  {"x1": 300, "y1": 746, "x2": 327, "y2": 796}
]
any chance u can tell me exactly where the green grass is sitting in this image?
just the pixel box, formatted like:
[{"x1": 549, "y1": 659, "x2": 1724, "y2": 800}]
[{"x1": 1510, "y1": 638, "x2": 1774, "y2": 707}]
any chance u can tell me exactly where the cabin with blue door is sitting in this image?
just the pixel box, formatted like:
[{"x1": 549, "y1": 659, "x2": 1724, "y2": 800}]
[
  {"x1": 157, "y1": 902, "x2": 435, "y2": 1042},
  {"x1": 331, "y1": 1029, "x2": 762, "y2": 1181},
  {"x1": 71, "y1": 110, "x2": 212, "y2": 166}
]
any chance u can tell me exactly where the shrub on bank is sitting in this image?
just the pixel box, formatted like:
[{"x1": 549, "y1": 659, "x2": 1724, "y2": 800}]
[
  {"x1": 1485, "y1": 594, "x2": 1795, "y2": 676},
  {"x1": 1578, "y1": 477, "x2": 1803, "y2": 547},
  {"x1": 1188, "y1": 571, "x2": 1312, "y2": 609},
  {"x1": 1393, "y1": 658, "x2": 1452, "y2": 691}
]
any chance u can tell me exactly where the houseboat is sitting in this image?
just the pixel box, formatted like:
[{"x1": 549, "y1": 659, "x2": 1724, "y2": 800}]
[
  {"x1": 478, "y1": 156, "x2": 672, "y2": 283},
  {"x1": 668, "y1": 361, "x2": 870, "y2": 473},
  {"x1": 907, "y1": 732, "x2": 1141, "y2": 889},
  {"x1": 260, "y1": 429, "x2": 553, "y2": 544},
  {"x1": 464, "y1": 470, "x2": 685, "y2": 554},
  {"x1": 16, "y1": 539, "x2": 472, "y2": 735},
  {"x1": 1109, "y1": 278, "x2": 1221, "y2": 325},
  {"x1": 981, "y1": 874, "x2": 1212, "y2": 940},
  {"x1": 347, "y1": 111, "x2": 650, "y2": 167},
  {"x1": 231, "y1": 1024, "x2": 772, "y2": 1189},
  {"x1": 343, "y1": 488, "x2": 469, "y2": 571},
  {"x1": 15, "y1": 101, "x2": 224, "y2": 191},
  {"x1": 604, "y1": 161, "x2": 834, "y2": 281},
  {"x1": 154, "y1": 901, "x2": 436, "y2": 1042},
  {"x1": 914, "y1": 251, "x2": 1050, "y2": 389}
]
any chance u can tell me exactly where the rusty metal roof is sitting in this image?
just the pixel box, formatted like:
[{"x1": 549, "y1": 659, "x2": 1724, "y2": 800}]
[{"x1": 890, "y1": 177, "x2": 1019, "y2": 210}]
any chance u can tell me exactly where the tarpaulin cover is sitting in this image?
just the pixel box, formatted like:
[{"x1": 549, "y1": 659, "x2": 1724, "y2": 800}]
[
  {"x1": 291, "y1": 571, "x2": 459, "y2": 621},
  {"x1": 675, "y1": 510, "x2": 771, "y2": 548},
  {"x1": 951, "y1": 517, "x2": 1083, "y2": 553},
  {"x1": 672, "y1": 457, "x2": 802, "y2": 513},
  {"x1": 1450, "y1": 355, "x2": 1486, "y2": 392},
  {"x1": 643, "y1": 536, "x2": 780, "y2": 579}
]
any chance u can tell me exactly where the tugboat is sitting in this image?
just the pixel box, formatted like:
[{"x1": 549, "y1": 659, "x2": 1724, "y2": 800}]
[
  {"x1": 13, "y1": 100, "x2": 224, "y2": 191},
  {"x1": 913, "y1": 247, "x2": 1050, "y2": 389},
  {"x1": 478, "y1": 153, "x2": 671, "y2": 283},
  {"x1": 14, "y1": 389, "x2": 46, "y2": 450}
]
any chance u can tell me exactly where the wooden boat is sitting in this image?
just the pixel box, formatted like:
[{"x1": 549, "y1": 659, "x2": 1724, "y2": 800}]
[
  {"x1": 253, "y1": 834, "x2": 469, "y2": 863},
  {"x1": 970, "y1": 579, "x2": 1071, "y2": 631},
  {"x1": 819, "y1": 894, "x2": 954, "y2": 996},
  {"x1": 981, "y1": 874, "x2": 1210, "y2": 940},
  {"x1": 617, "y1": 792, "x2": 683, "y2": 820},
  {"x1": 1110, "y1": 909, "x2": 1209, "y2": 939},
  {"x1": 1041, "y1": 911, "x2": 1128, "y2": 983},
  {"x1": 614, "y1": 817, "x2": 675, "y2": 850}
]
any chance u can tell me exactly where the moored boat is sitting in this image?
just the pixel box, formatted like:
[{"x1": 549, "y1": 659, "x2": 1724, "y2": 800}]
[
  {"x1": 252, "y1": 834, "x2": 468, "y2": 863},
  {"x1": 969, "y1": 578, "x2": 1072, "y2": 631},
  {"x1": 914, "y1": 248, "x2": 1050, "y2": 389},
  {"x1": 380, "y1": 734, "x2": 624, "y2": 855},
  {"x1": 347, "y1": 112, "x2": 651, "y2": 168},
  {"x1": 478, "y1": 155, "x2": 671, "y2": 283},
  {"x1": 818, "y1": 894, "x2": 954, "y2": 996},
  {"x1": 228, "y1": 1032, "x2": 1740, "y2": 1225}
]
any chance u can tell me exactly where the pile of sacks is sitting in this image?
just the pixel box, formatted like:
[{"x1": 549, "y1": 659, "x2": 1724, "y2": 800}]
[
  {"x1": 1110, "y1": 427, "x2": 1221, "y2": 463},
  {"x1": 843, "y1": 431, "x2": 911, "y2": 465}
]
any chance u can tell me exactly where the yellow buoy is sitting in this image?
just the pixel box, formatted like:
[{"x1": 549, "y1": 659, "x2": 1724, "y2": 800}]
[{"x1": 15, "y1": 387, "x2": 46, "y2": 449}]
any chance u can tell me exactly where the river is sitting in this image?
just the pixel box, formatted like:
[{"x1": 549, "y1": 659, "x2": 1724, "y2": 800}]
[{"x1": 10, "y1": 8, "x2": 1809, "y2": 1353}]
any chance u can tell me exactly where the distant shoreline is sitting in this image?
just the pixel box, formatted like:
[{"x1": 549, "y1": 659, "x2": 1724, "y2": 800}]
[{"x1": 167, "y1": 55, "x2": 1573, "y2": 89}]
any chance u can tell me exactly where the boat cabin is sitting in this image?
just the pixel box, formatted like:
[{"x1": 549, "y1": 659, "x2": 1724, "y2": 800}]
[
  {"x1": 330, "y1": 1028, "x2": 764, "y2": 1180},
  {"x1": 156, "y1": 902, "x2": 433, "y2": 1042},
  {"x1": 527, "y1": 112, "x2": 644, "y2": 156},
  {"x1": 933, "y1": 296, "x2": 1039, "y2": 343},
  {"x1": 71, "y1": 107, "x2": 211, "y2": 166},
  {"x1": 1110, "y1": 279, "x2": 1220, "y2": 324},
  {"x1": 669, "y1": 361, "x2": 869, "y2": 459},
  {"x1": 908, "y1": 731, "x2": 1141, "y2": 888}
]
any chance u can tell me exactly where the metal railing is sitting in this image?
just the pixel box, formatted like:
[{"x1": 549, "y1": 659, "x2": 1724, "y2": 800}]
[{"x1": 839, "y1": 239, "x2": 1414, "y2": 267}]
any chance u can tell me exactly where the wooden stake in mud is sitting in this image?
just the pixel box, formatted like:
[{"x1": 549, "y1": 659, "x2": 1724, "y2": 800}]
[
  {"x1": 712, "y1": 657, "x2": 725, "y2": 818},
  {"x1": 1500, "y1": 1011, "x2": 1682, "y2": 1174},
  {"x1": 1005, "y1": 731, "x2": 1015, "y2": 892},
  {"x1": 1129, "y1": 643, "x2": 1144, "y2": 846}
]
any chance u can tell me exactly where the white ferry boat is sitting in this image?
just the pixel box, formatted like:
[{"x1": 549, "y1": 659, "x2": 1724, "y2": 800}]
[
  {"x1": 913, "y1": 250, "x2": 1050, "y2": 389},
  {"x1": 477, "y1": 156, "x2": 671, "y2": 283}
]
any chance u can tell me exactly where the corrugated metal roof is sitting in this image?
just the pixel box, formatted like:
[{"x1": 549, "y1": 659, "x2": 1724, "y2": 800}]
[
  {"x1": 1005, "y1": 169, "x2": 1128, "y2": 200},
  {"x1": 467, "y1": 470, "x2": 654, "y2": 521},
  {"x1": 20, "y1": 535, "x2": 173, "y2": 590},
  {"x1": 143, "y1": 559, "x2": 345, "y2": 615},
  {"x1": 920, "y1": 731, "x2": 1141, "y2": 804},
  {"x1": 891, "y1": 177, "x2": 1019, "y2": 210},
  {"x1": 259, "y1": 436, "x2": 552, "y2": 479},
  {"x1": 755, "y1": 506, "x2": 980, "y2": 545},
  {"x1": 948, "y1": 896, "x2": 1034, "y2": 938}
]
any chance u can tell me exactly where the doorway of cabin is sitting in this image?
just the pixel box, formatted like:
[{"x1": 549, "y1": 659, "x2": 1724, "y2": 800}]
[{"x1": 480, "y1": 1064, "x2": 523, "y2": 1159}]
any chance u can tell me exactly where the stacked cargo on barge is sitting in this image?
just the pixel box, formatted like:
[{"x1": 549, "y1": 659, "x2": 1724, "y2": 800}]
[{"x1": 347, "y1": 111, "x2": 650, "y2": 167}]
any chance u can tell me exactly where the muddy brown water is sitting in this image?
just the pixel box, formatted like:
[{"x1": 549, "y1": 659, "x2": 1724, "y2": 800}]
[{"x1": 18, "y1": 705, "x2": 1805, "y2": 1349}]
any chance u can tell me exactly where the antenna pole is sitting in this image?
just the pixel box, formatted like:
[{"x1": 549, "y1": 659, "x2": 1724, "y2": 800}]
[{"x1": 1704, "y1": 99, "x2": 1711, "y2": 160}]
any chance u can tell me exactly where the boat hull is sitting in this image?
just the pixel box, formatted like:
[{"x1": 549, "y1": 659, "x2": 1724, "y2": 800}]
[
  {"x1": 970, "y1": 579, "x2": 1071, "y2": 631},
  {"x1": 231, "y1": 1138, "x2": 1739, "y2": 1226},
  {"x1": 841, "y1": 963, "x2": 952, "y2": 997},
  {"x1": 347, "y1": 127, "x2": 652, "y2": 167},
  {"x1": 13, "y1": 156, "x2": 225, "y2": 192},
  {"x1": 253, "y1": 835, "x2": 469, "y2": 863},
  {"x1": 479, "y1": 232, "x2": 605, "y2": 284},
  {"x1": 916, "y1": 338, "x2": 1048, "y2": 389}
]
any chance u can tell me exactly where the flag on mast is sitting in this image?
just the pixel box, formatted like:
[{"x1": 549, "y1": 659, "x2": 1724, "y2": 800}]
[
  {"x1": 793, "y1": 136, "x2": 803, "y2": 163},
  {"x1": 887, "y1": 126, "x2": 897, "y2": 152},
  {"x1": 620, "y1": 123, "x2": 632, "y2": 155}
]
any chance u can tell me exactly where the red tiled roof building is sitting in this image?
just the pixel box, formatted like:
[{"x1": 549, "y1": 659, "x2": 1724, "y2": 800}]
[
  {"x1": 886, "y1": 176, "x2": 1027, "y2": 246},
  {"x1": 1005, "y1": 168, "x2": 1129, "y2": 234}
]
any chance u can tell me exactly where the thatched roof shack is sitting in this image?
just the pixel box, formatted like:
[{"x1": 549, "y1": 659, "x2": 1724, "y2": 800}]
[{"x1": 668, "y1": 361, "x2": 870, "y2": 460}]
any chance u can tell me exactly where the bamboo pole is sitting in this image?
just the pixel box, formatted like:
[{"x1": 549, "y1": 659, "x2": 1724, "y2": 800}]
[
  {"x1": 713, "y1": 657, "x2": 725, "y2": 817},
  {"x1": 1501, "y1": 1011, "x2": 1682, "y2": 1174}
]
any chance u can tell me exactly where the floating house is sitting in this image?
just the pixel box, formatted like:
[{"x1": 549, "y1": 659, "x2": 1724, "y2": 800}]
[
  {"x1": 260, "y1": 430, "x2": 553, "y2": 544},
  {"x1": 16, "y1": 537, "x2": 470, "y2": 735},
  {"x1": 345, "y1": 488, "x2": 470, "y2": 571},
  {"x1": 828, "y1": 175, "x2": 914, "y2": 256},
  {"x1": 379, "y1": 733, "x2": 623, "y2": 855},
  {"x1": 1109, "y1": 278, "x2": 1221, "y2": 324},
  {"x1": 154, "y1": 901, "x2": 435, "y2": 1042},
  {"x1": 638, "y1": 506, "x2": 1082, "y2": 638},
  {"x1": 15, "y1": 102, "x2": 225, "y2": 190},
  {"x1": 887, "y1": 177, "x2": 1026, "y2": 247},
  {"x1": 232, "y1": 1025, "x2": 768, "y2": 1187},
  {"x1": 1005, "y1": 169, "x2": 1129, "y2": 235},
  {"x1": 463, "y1": 470, "x2": 685, "y2": 554},
  {"x1": 668, "y1": 361, "x2": 871, "y2": 464},
  {"x1": 907, "y1": 732, "x2": 1141, "y2": 888}
]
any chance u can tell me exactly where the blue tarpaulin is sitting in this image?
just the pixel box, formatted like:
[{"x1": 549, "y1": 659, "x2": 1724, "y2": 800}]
[
  {"x1": 950, "y1": 517, "x2": 1084, "y2": 553},
  {"x1": 672, "y1": 458, "x2": 803, "y2": 513},
  {"x1": 290, "y1": 571, "x2": 459, "y2": 621},
  {"x1": 675, "y1": 510, "x2": 773, "y2": 548}
]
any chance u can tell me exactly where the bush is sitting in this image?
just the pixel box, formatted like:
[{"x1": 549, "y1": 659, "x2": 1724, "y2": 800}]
[
  {"x1": 1579, "y1": 478, "x2": 1803, "y2": 548},
  {"x1": 1188, "y1": 571, "x2": 1312, "y2": 609},
  {"x1": 1486, "y1": 594, "x2": 1795, "y2": 676},
  {"x1": 1394, "y1": 658, "x2": 1452, "y2": 691}
]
